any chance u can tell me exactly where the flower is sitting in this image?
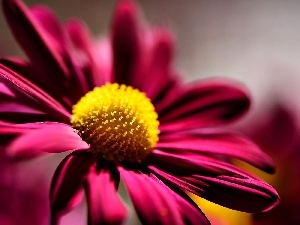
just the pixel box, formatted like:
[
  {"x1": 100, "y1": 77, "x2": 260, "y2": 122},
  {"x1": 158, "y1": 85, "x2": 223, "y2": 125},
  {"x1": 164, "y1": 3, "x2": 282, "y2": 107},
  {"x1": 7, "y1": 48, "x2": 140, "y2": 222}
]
[{"x1": 0, "y1": 0, "x2": 279, "y2": 224}]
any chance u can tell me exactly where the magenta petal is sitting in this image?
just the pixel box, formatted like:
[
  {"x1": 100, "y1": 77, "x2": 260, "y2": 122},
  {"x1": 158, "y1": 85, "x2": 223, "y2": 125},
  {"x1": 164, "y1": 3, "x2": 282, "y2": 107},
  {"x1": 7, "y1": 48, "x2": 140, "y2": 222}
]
[
  {"x1": 193, "y1": 175, "x2": 280, "y2": 213},
  {"x1": 119, "y1": 167, "x2": 183, "y2": 225},
  {"x1": 0, "y1": 64, "x2": 71, "y2": 123},
  {"x1": 0, "y1": 57, "x2": 67, "y2": 107},
  {"x1": 30, "y1": 5, "x2": 65, "y2": 54},
  {"x1": 65, "y1": 19, "x2": 105, "y2": 88},
  {"x1": 7, "y1": 123, "x2": 89, "y2": 160},
  {"x1": 111, "y1": 0, "x2": 140, "y2": 85},
  {"x1": 150, "y1": 164, "x2": 279, "y2": 213},
  {"x1": 157, "y1": 130, "x2": 275, "y2": 173},
  {"x1": 158, "y1": 78, "x2": 250, "y2": 130},
  {"x1": 137, "y1": 30, "x2": 177, "y2": 102},
  {"x1": 2, "y1": 0, "x2": 69, "y2": 81},
  {"x1": 50, "y1": 151, "x2": 94, "y2": 224},
  {"x1": 84, "y1": 164, "x2": 127, "y2": 225}
]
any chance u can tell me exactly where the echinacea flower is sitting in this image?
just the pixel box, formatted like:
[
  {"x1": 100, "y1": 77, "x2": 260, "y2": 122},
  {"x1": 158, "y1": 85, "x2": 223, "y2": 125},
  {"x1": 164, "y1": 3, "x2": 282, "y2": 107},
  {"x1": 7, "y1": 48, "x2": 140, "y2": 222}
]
[{"x1": 0, "y1": 0, "x2": 279, "y2": 224}]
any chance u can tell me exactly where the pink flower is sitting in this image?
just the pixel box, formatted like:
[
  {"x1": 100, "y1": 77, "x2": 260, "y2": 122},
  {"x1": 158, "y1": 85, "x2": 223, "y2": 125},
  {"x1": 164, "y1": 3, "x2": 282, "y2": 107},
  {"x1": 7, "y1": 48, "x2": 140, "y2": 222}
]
[{"x1": 0, "y1": 0, "x2": 279, "y2": 224}]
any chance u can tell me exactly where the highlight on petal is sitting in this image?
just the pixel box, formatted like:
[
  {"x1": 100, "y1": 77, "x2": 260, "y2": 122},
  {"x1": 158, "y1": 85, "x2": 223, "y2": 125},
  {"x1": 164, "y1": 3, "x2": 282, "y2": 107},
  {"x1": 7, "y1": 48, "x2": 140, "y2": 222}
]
[
  {"x1": 156, "y1": 130, "x2": 275, "y2": 173},
  {"x1": 7, "y1": 123, "x2": 89, "y2": 160},
  {"x1": 119, "y1": 167, "x2": 183, "y2": 225},
  {"x1": 50, "y1": 151, "x2": 94, "y2": 225},
  {"x1": 84, "y1": 163, "x2": 127, "y2": 225},
  {"x1": 158, "y1": 78, "x2": 250, "y2": 131}
]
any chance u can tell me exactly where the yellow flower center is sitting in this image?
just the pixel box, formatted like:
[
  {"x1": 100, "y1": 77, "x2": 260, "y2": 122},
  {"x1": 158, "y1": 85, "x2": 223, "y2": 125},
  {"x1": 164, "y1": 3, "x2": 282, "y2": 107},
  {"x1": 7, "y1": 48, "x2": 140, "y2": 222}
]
[{"x1": 71, "y1": 83, "x2": 159, "y2": 162}]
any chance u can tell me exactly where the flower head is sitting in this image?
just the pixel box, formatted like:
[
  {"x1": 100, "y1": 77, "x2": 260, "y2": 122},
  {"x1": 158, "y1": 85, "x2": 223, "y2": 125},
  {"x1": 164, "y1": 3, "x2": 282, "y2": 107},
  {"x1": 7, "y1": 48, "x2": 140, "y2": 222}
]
[{"x1": 0, "y1": 0, "x2": 279, "y2": 224}]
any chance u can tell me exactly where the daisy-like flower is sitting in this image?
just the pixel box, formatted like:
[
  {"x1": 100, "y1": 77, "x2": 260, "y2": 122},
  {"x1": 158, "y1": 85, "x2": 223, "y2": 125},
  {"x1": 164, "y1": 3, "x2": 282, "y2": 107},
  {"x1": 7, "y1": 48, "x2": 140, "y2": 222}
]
[{"x1": 0, "y1": 0, "x2": 279, "y2": 224}]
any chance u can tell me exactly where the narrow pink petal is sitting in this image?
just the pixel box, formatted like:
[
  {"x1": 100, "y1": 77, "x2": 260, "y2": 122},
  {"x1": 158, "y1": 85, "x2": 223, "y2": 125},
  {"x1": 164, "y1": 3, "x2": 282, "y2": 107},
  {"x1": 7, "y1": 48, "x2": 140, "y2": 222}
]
[
  {"x1": 111, "y1": 0, "x2": 140, "y2": 85},
  {"x1": 84, "y1": 164, "x2": 127, "y2": 225},
  {"x1": 192, "y1": 175, "x2": 280, "y2": 213},
  {"x1": 7, "y1": 123, "x2": 89, "y2": 160},
  {"x1": 30, "y1": 5, "x2": 65, "y2": 53},
  {"x1": 137, "y1": 30, "x2": 175, "y2": 101},
  {"x1": 158, "y1": 78, "x2": 250, "y2": 129},
  {"x1": 0, "y1": 57, "x2": 68, "y2": 107},
  {"x1": 2, "y1": 0, "x2": 88, "y2": 104},
  {"x1": 0, "y1": 64, "x2": 71, "y2": 122},
  {"x1": 119, "y1": 167, "x2": 183, "y2": 225},
  {"x1": 65, "y1": 19, "x2": 105, "y2": 88},
  {"x1": 157, "y1": 130, "x2": 274, "y2": 173},
  {"x1": 50, "y1": 151, "x2": 94, "y2": 224},
  {"x1": 150, "y1": 163, "x2": 280, "y2": 213},
  {"x1": 149, "y1": 174, "x2": 210, "y2": 225},
  {"x1": 2, "y1": 0, "x2": 69, "y2": 82}
]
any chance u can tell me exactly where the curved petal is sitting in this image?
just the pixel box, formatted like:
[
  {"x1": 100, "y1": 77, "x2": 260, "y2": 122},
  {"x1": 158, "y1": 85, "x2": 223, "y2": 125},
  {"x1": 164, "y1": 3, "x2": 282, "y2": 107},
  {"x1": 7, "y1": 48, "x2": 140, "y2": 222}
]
[
  {"x1": 156, "y1": 130, "x2": 275, "y2": 173},
  {"x1": 0, "y1": 64, "x2": 71, "y2": 123},
  {"x1": 158, "y1": 79, "x2": 250, "y2": 130},
  {"x1": 84, "y1": 163, "x2": 127, "y2": 225},
  {"x1": 50, "y1": 151, "x2": 94, "y2": 225},
  {"x1": 150, "y1": 164, "x2": 280, "y2": 213},
  {"x1": 111, "y1": 0, "x2": 140, "y2": 85},
  {"x1": 119, "y1": 167, "x2": 183, "y2": 225},
  {"x1": 6, "y1": 123, "x2": 89, "y2": 160}
]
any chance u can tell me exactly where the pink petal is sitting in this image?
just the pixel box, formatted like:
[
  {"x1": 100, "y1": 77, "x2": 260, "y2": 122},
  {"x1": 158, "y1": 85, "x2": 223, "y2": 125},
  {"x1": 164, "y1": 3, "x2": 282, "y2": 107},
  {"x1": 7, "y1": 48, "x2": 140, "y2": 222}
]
[
  {"x1": 111, "y1": 0, "x2": 140, "y2": 85},
  {"x1": 150, "y1": 163, "x2": 280, "y2": 213},
  {"x1": 2, "y1": 0, "x2": 69, "y2": 83},
  {"x1": 150, "y1": 174, "x2": 210, "y2": 225},
  {"x1": 50, "y1": 151, "x2": 94, "y2": 224},
  {"x1": 0, "y1": 57, "x2": 68, "y2": 108},
  {"x1": 84, "y1": 164, "x2": 127, "y2": 225},
  {"x1": 0, "y1": 64, "x2": 71, "y2": 123},
  {"x1": 137, "y1": 30, "x2": 178, "y2": 102},
  {"x1": 158, "y1": 78, "x2": 250, "y2": 130},
  {"x1": 7, "y1": 123, "x2": 89, "y2": 160},
  {"x1": 119, "y1": 167, "x2": 183, "y2": 225},
  {"x1": 65, "y1": 19, "x2": 105, "y2": 88},
  {"x1": 30, "y1": 5, "x2": 65, "y2": 54},
  {"x1": 2, "y1": 0, "x2": 88, "y2": 104},
  {"x1": 157, "y1": 130, "x2": 274, "y2": 173}
]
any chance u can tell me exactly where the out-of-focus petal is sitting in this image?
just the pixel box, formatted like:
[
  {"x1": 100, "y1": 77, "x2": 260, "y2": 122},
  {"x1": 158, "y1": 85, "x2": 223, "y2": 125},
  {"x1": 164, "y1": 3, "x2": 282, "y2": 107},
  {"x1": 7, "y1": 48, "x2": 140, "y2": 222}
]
[
  {"x1": 137, "y1": 30, "x2": 178, "y2": 102},
  {"x1": 119, "y1": 167, "x2": 183, "y2": 225},
  {"x1": 65, "y1": 19, "x2": 105, "y2": 89},
  {"x1": 111, "y1": 0, "x2": 140, "y2": 85},
  {"x1": 2, "y1": 0, "x2": 69, "y2": 83},
  {"x1": 6, "y1": 123, "x2": 89, "y2": 160},
  {"x1": 0, "y1": 64, "x2": 71, "y2": 123},
  {"x1": 156, "y1": 130, "x2": 274, "y2": 173},
  {"x1": 158, "y1": 79, "x2": 250, "y2": 130},
  {"x1": 2, "y1": 0, "x2": 89, "y2": 105},
  {"x1": 151, "y1": 164, "x2": 279, "y2": 213},
  {"x1": 50, "y1": 151, "x2": 94, "y2": 225},
  {"x1": 84, "y1": 164, "x2": 127, "y2": 225}
]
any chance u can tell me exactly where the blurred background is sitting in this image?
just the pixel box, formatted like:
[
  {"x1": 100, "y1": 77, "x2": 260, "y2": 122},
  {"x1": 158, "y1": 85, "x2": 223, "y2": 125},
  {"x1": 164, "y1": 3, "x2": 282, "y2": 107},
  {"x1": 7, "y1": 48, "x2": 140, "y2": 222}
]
[{"x1": 1, "y1": 0, "x2": 300, "y2": 224}]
